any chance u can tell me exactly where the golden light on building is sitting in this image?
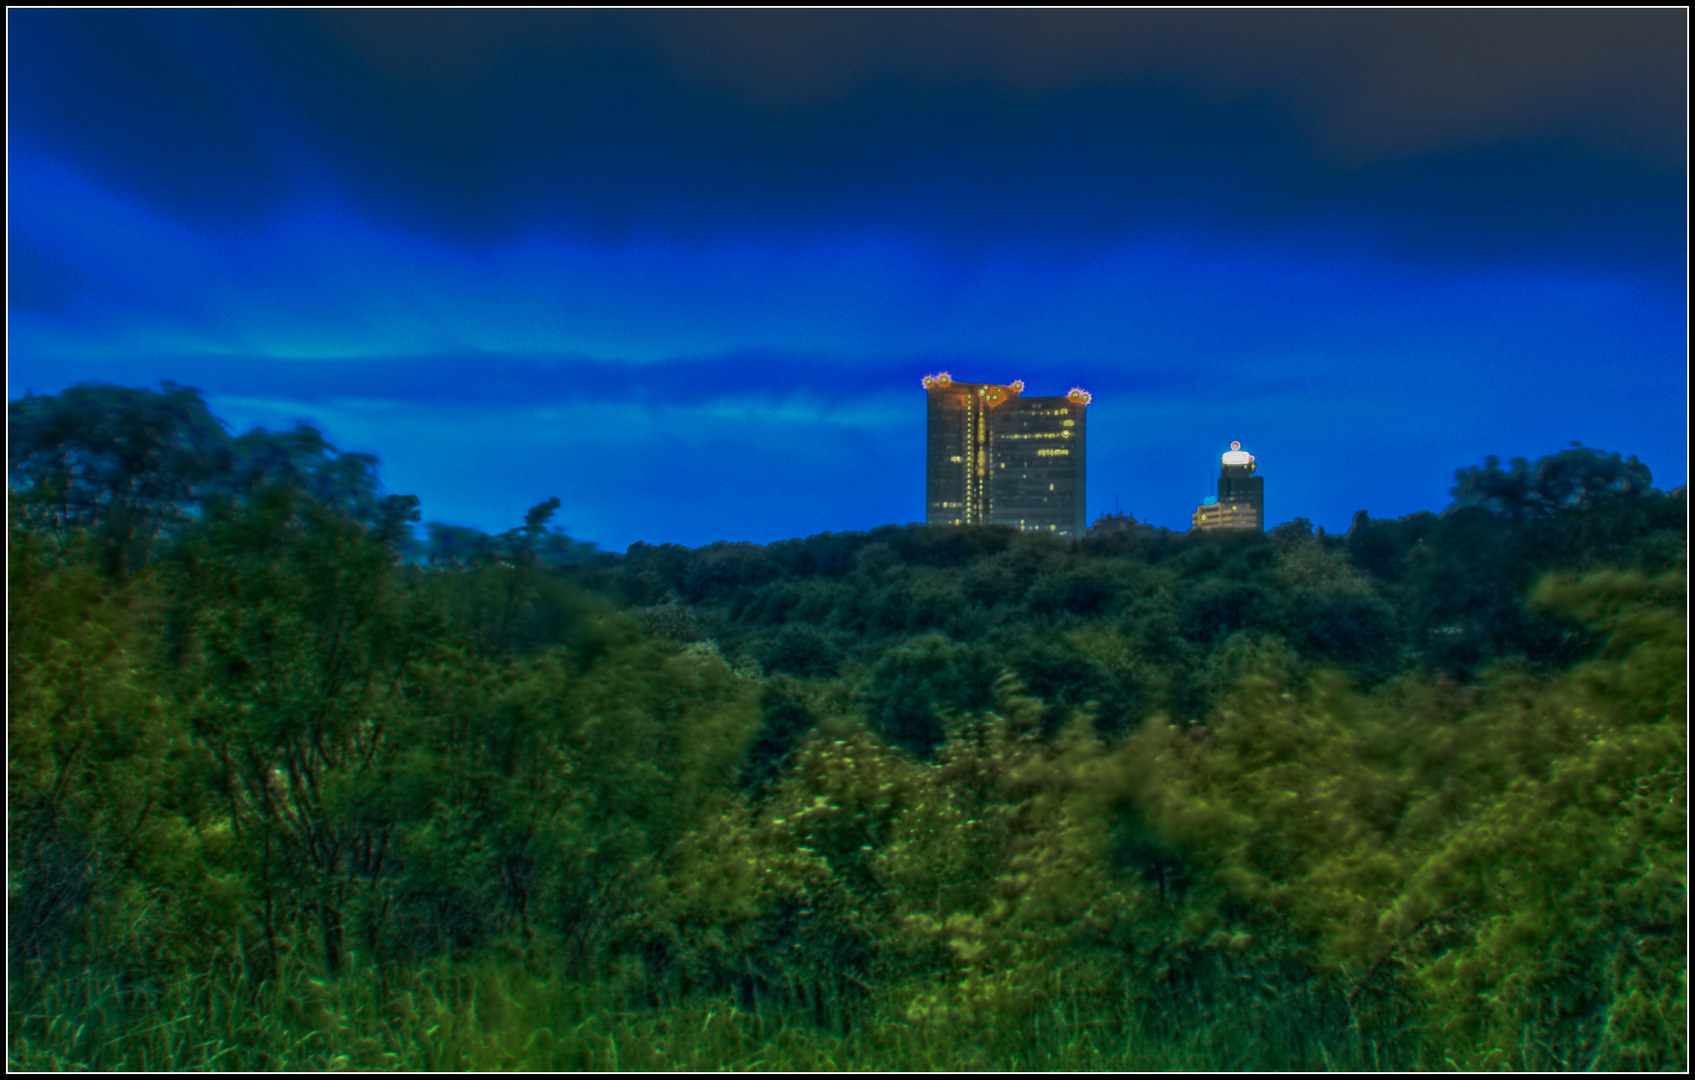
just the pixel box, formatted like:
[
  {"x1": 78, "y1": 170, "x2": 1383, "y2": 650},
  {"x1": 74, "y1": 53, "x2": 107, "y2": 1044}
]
[{"x1": 924, "y1": 376, "x2": 1087, "y2": 536}]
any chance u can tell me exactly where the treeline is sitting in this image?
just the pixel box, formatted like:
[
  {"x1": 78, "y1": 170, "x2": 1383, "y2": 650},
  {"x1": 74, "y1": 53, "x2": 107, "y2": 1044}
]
[
  {"x1": 8, "y1": 382, "x2": 1687, "y2": 1070},
  {"x1": 6, "y1": 381, "x2": 602, "y2": 582},
  {"x1": 585, "y1": 445, "x2": 1681, "y2": 765}
]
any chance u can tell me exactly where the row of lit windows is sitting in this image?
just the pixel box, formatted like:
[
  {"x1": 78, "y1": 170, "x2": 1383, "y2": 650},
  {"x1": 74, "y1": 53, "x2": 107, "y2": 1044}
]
[
  {"x1": 954, "y1": 451, "x2": 1074, "y2": 469},
  {"x1": 943, "y1": 507, "x2": 1072, "y2": 520},
  {"x1": 1196, "y1": 501, "x2": 1259, "y2": 515},
  {"x1": 1193, "y1": 501, "x2": 1261, "y2": 531},
  {"x1": 936, "y1": 396, "x2": 1082, "y2": 529}
]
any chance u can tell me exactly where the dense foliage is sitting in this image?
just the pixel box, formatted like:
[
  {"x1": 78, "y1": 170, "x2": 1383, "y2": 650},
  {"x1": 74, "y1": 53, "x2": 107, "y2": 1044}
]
[
  {"x1": 9, "y1": 383, "x2": 1686, "y2": 1070},
  {"x1": 609, "y1": 443, "x2": 1681, "y2": 757}
]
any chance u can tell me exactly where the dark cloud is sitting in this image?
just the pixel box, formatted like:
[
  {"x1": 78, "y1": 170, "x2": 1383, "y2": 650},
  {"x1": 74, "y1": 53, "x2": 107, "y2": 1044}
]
[
  {"x1": 9, "y1": 10, "x2": 1685, "y2": 278},
  {"x1": 305, "y1": 10, "x2": 1686, "y2": 165}
]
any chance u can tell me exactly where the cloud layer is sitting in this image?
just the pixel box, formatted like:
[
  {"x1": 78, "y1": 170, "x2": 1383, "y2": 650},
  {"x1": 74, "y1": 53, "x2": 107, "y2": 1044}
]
[{"x1": 9, "y1": 10, "x2": 1687, "y2": 549}]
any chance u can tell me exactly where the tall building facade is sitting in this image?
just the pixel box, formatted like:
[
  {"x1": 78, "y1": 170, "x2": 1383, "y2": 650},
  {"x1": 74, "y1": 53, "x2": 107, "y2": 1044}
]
[
  {"x1": 923, "y1": 373, "x2": 1089, "y2": 537},
  {"x1": 1191, "y1": 441, "x2": 1264, "y2": 532}
]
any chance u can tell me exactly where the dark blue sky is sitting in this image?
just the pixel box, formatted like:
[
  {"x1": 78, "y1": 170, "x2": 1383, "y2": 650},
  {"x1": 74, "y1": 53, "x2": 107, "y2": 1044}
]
[{"x1": 9, "y1": 10, "x2": 1687, "y2": 550}]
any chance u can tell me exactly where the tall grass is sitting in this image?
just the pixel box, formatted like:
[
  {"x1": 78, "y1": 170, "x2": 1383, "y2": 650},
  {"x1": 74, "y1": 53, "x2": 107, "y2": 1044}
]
[
  {"x1": 11, "y1": 918, "x2": 1686, "y2": 1070},
  {"x1": 0, "y1": 937, "x2": 1550, "y2": 1071}
]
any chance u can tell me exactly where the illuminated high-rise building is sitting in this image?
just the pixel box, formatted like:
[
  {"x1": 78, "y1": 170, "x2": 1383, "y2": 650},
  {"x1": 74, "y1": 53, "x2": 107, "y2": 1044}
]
[
  {"x1": 923, "y1": 373, "x2": 1089, "y2": 537},
  {"x1": 1191, "y1": 441, "x2": 1264, "y2": 532}
]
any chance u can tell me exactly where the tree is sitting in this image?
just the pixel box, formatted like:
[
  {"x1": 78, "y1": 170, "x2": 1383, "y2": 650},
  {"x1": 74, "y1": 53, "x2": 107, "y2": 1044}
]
[
  {"x1": 1028, "y1": 566, "x2": 1120, "y2": 618},
  {"x1": 414, "y1": 499, "x2": 605, "y2": 661},
  {"x1": 424, "y1": 522, "x2": 497, "y2": 569},
  {"x1": 1344, "y1": 510, "x2": 1440, "y2": 583},
  {"x1": 7, "y1": 502, "x2": 249, "y2": 984},
  {"x1": 883, "y1": 522, "x2": 1020, "y2": 568},
  {"x1": 156, "y1": 482, "x2": 438, "y2": 980},
  {"x1": 8, "y1": 382, "x2": 234, "y2": 579},
  {"x1": 8, "y1": 382, "x2": 419, "y2": 580},
  {"x1": 1447, "y1": 444, "x2": 1654, "y2": 523},
  {"x1": 1268, "y1": 518, "x2": 1315, "y2": 543},
  {"x1": 858, "y1": 633, "x2": 999, "y2": 759},
  {"x1": 683, "y1": 542, "x2": 781, "y2": 603},
  {"x1": 760, "y1": 624, "x2": 843, "y2": 678},
  {"x1": 617, "y1": 542, "x2": 693, "y2": 606}
]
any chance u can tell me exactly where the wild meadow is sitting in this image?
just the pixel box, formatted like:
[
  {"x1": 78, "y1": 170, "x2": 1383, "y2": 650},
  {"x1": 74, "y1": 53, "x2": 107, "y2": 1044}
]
[{"x1": 9, "y1": 384, "x2": 1687, "y2": 1070}]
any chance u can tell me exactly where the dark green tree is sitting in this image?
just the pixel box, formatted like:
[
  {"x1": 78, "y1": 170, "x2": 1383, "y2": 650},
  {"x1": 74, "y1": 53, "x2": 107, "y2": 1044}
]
[
  {"x1": 1268, "y1": 518, "x2": 1315, "y2": 543},
  {"x1": 683, "y1": 542, "x2": 781, "y2": 603},
  {"x1": 8, "y1": 509, "x2": 213, "y2": 977},
  {"x1": 156, "y1": 482, "x2": 433, "y2": 981},
  {"x1": 1448, "y1": 444, "x2": 1653, "y2": 522},
  {"x1": 858, "y1": 633, "x2": 999, "y2": 759},
  {"x1": 616, "y1": 542, "x2": 694, "y2": 606},
  {"x1": 8, "y1": 382, "x2": 234, "y2": 579},
  {"x1": 8, "y1": 382, "x2": 418, "y2": 580},
  {"x1": 415, "y1": 499, "x2": 604, "y2": 662},
  {"x1": 761, "y1": 624, "x2": 844, "y2": 679}
]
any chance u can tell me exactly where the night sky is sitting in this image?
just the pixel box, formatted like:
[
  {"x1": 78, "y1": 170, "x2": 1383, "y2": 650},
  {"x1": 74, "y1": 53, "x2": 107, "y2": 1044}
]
[{"x1": 9, "y1": 10, "x2": 1687, "y2": 551}]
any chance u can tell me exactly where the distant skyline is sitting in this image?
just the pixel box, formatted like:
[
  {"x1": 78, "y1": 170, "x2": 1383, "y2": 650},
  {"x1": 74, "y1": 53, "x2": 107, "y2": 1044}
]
[{"x1": 9, "y1": 10, "x2": 1687, "y2": 551}]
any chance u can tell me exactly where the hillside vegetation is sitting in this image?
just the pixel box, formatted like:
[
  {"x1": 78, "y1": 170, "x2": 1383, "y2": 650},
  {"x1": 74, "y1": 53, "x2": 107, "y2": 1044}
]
[{"x1": 9, "y1": 383, "x2": 1686, "y2": 1070}]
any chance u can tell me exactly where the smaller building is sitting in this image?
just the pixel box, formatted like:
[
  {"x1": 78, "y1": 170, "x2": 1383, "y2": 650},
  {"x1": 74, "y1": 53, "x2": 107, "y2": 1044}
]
[
  {"x1": 1192, "y1": 441, "x2": 1265, "y2": 532},
  {"x1": 1086, "y1": 511, "x2": 1156, "y2": 537},
  {"x1": 1191, "y1": 499, "x2": 1262, "y2": 531}
]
